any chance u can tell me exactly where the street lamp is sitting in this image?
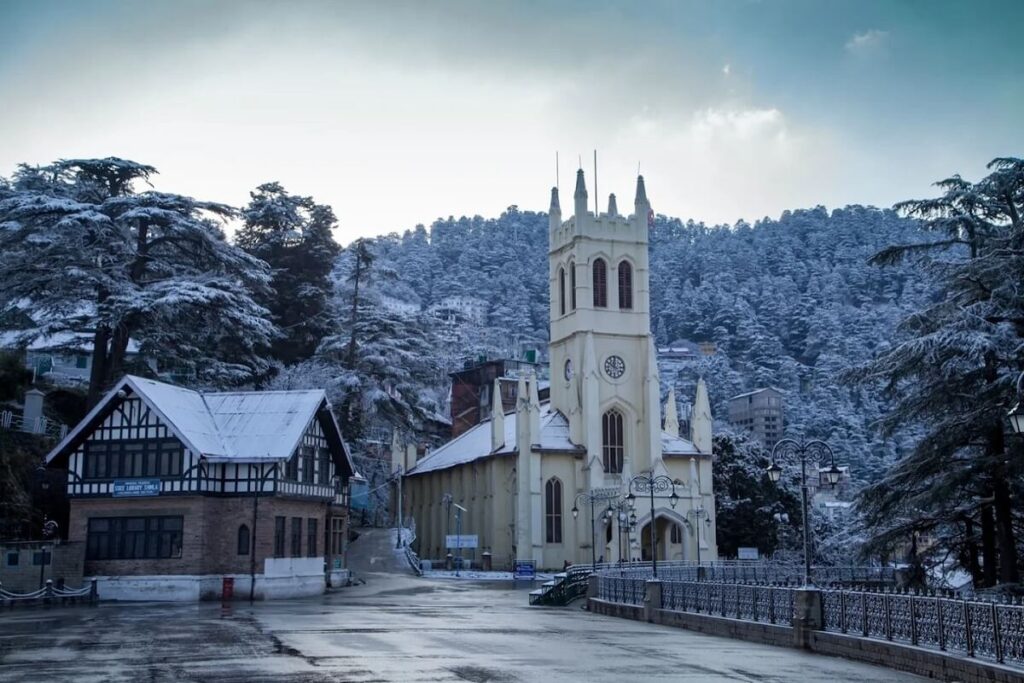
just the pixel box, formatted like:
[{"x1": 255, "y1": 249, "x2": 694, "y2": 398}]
[
  {"x1": 687, "y1": 506, "x2": 711, "y2": 569},
  {"x1": 626, "y1": 473, "x2": 679, "y2": 579},
  {"x1": 1009, "y1": 372, "x2": 1024, "y2": 435},
  {"x1": 573, "y1": 490, "x2": 617, "y2": 567},
  {"x1": 765, "y1": 438, "x2": 838, "y2": 587}
]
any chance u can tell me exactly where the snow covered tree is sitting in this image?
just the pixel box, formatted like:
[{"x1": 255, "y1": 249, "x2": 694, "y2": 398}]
[
  {"x1": 850, "y1": 158, "x2": 1024, "y2": 586},
  {"x1": 236, "y1": 182, "x2": 340, "y2": 364},
  {"x1": 712, "y1": 432, "x2": 802, "y2": 559},
  {"x1": 0, "y1": 158, "x2": 276, "y2": 404}
]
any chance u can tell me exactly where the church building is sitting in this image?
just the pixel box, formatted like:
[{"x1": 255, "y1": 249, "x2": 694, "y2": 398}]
[{"x1": 398, "y1": 170, "x2": 717, "y2": 570}]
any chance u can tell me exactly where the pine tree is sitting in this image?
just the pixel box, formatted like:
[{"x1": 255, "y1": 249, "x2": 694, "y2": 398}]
[
  {"x1": 237, "y1": 182, "x2": 341, "y2": 364},
  {"x1": 0, "y1": 158, "x2": 277, "y2": 404},
  {"x1": 850, "y1": 158, "x2": 1024, "y2": 586}
]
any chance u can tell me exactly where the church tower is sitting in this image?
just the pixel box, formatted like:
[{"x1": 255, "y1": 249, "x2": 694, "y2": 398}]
[{"x1": 548, "y1": 169, "x2": 660, "y2": 490}]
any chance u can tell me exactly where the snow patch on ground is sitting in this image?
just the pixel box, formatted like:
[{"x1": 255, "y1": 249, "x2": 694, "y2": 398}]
[{"x1": 422, "y1": 570, "x2": 555, "y2": 581}]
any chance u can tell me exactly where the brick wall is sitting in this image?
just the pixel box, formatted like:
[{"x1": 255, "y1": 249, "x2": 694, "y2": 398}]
[{"x1": 70, "y1": 496, "x2": 342, "y2": 578}]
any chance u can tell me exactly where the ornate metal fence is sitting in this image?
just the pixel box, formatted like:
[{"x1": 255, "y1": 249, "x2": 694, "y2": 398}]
[
  {"x1": 597, "y1": 576, "x2": 646, "y2": 606},
  {"x1": 660, "y1": 580, "x2": 797, "y2": 625},
  {"x1": 822, "y1": 588, "x2": 1024, "y2": 667},
  {"x1": 612, "y1": 563, "x2": 893, "y2": 586}
]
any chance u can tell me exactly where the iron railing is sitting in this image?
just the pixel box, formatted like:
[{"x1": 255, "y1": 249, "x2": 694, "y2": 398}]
[
  {"x1": 596, "y1": 576, "x2": 647, "y2": 606},
  {"x1": 822, "y1": 588, "x2": 1024, "y2": 667},
  {"x1": 0, "y1": 410, "x2": 68, "y2": 440},
  {"x1": 660, "y1": 580, "x2": 797, "y2": 625},
  {"x1": 608, "y1": 562, "x2": 894, "y2": 586}
]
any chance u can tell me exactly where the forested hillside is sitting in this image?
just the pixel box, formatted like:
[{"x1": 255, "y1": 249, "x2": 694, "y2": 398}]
[{"x1": 368, "y1": 204, "x2": 931, "y2": 483}]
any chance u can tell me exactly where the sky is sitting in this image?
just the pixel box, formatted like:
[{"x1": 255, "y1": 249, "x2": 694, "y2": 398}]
[{"x1": 1, "y1": 0, "x2": 1022, "y2": 243}]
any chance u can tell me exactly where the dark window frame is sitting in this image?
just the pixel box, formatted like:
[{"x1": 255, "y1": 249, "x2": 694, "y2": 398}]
[
  {"x1": 290, "y1": 517, "x2": 302, "y2": 557},
  {"x1": 274, "y1": 516, "x2": 286, "y2": 558},
  {"x1": 307, "y1": 518, "x2": 318, "y2": 557},
  {"x1": 85, "y1": 516, "x2": 183, "y2": 560},
  {"x1": 237, "y1": 524, "x2": 250, "y2": 556},
  {"x1": 82, "y1": 438, "x2": 183, "y2": 481},
  {"x1": 569, "y1": 260, "x2": 576, "y2": 310},
  {"x1": 617, "y1": 260, "x2": 633, "y2": 310},
  {"x1": 544, "y1": 478, "x2": 563, "y2": 544},
  {"x1": 558, "y1": 266, "x2": 566, "y2": 316},
  {"x1": 592, "y1": 258, "x2": 608, "y2": 308},
  {"x1": 602, "y1": 409, "x2": 624, "y2": 474}
]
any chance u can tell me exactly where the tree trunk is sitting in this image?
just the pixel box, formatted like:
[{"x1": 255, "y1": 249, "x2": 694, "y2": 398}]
[
  {"x1": 86, "y1": 324, "x2": 111, "y2": 408},
  {"x1": 963, "y1": 517, "x2": 983, "y2": 587},
  {"x1": 981, "y1": 504, "x2": 998, "y2": 588},
  {"x1": 993, "y1": 472, "x2": 1020, "y2": 583}
]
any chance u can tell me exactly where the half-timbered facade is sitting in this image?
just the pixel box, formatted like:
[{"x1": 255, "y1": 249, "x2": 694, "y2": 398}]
[{"x1": 46, "y1": 375, "x2": 354, "y2": 601}]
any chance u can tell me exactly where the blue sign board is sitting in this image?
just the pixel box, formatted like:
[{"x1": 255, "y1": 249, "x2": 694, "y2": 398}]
[
  {"x1": 112, "y1": 479, "x2": 161, "y2": 497},
  {"x1": 513, "y1": 559, "x2": 536, "y2": 580}
]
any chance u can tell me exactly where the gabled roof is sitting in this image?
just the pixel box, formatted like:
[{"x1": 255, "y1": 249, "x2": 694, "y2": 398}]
[
  {"x1": 46, "y1": 375, "x2": 354, "y2": 476},
  {"x1": 407, "y1": 400, "x2": 702, "y2": 476}
]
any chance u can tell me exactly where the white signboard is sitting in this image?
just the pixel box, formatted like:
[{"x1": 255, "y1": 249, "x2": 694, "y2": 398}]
[
  {"x1": 737, "y1": 547, "x2": 759, "y2": 560},
  {"x1": 445, "y1": 534, "x2": 479, "y2": 549}
]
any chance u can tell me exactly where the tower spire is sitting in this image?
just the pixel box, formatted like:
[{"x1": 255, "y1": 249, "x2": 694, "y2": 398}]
[
  {"x1": 574, "y1": 168, "x2": 588, "y2": 219},
  {"x1": 607, "y1": 193, "x2": 618, "y2": 217},
  {"x1": 550, "y1": 186, "x2": 560, "y2": 213},
  {"x1": 634, "y1": 174, "x2": 648, "y2": 207}
]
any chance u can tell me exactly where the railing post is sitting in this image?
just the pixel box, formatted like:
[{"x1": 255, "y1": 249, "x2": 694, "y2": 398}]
[
  {"x1": 769, "y1": 587, "x2": 775, "y2": 624},
  {"x1": 992, "y1": 602, "x2": 1003, "y2": 663},
  {"x1": 753, "y1": 586, "x2": 759, "y2": 623},
  {"x1": 840, "y1": 590, "x2": 847, "y2": 633},
  {"x1": 910, "y1": 594, "x2": 918, "y2": 646},
  {"x1": 936, "y1": 596, "x2": 945, "y2": 651},
  {"x1": 884, "y1": 591, "x2": 892, "y2": 641},
  {"x1": 90, "y1": 578, "x2": 98, "y2": 603},
  {"x1": 44, "y1": 579, "x2": 54, "y2": 605},
  {"x1": 861, "y1": 592, "x2": 868, "y2": 636},
  {"x1": 964, "y1": 599, "x2": 974, "y2": 658}
]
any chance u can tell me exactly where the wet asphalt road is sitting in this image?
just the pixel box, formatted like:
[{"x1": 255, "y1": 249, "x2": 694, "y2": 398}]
[{"x1": 0, "y1": 531, "x2": 924, "y2": 682}]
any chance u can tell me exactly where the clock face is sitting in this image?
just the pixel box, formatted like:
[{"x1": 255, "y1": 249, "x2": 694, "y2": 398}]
[
  {"x1": 564, "y1": 358, "x2": 574, "y2": 380},
  {"x1": 604, "y1": 355, "x2": 626, "y2": 379}
]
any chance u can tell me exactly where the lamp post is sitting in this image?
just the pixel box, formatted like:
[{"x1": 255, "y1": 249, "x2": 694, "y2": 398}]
[
  {"x1": 687, "y1": 506, "x2": 711, "y2": 568},
  {"x1": 572, "y1": 490, "x2": 617, "y2": 568},
  {"x1": 625, "y1": 473, "x2": 679, "y2": 579},
  {"x1": 250, "y1": 462, "x2": 278, "y2": 603},
  {"x1": 1008, "y1": 372, "x2": 1024, "y2": 435},
  {"x1": 766, "y1": 438, "x2": 840, "y2": 587}
]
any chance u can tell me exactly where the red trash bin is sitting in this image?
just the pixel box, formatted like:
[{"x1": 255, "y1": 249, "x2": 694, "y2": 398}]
[{"x1": 222, "y1": 576, "x2": 234, "y2": 601}]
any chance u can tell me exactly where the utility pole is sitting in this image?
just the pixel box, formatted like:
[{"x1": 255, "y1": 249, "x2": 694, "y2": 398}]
[
  {"x1": 394, "y1": 465, "x2": 404, "y2": 549},
  {"x1": 453, "y1": 503, "x2": 467, "y2": 576}
]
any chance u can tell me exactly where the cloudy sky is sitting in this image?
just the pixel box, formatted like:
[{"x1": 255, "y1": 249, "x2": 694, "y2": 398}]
[{"x1": 1, "y1": 0, "x2": 1021, "y2": 242}]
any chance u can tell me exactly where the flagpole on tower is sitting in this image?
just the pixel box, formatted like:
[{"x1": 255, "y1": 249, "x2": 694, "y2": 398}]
[{"x1": 593, "y1": 150, "x2": 598, "y2": 215}]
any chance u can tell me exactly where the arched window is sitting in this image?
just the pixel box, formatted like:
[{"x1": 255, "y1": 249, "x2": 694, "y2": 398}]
[
  {"x1": 237, "y1": 524, "x2": 250, "y2": 555},
  {"x1": 602, "y1": 409, "x2": 624, "y2": 473},
  {"x1": 670, "y1": 523, "x2": 683, "y2": 544},
  {"x1": 593, "y1": 258, "x2": 608, "y2": 308},
  {"x1": 558, "y1": 267, "x2": 566, "y2": 316},
  {"x1": 618, "y1": 260, "x2": 633, "y2": 310},
  {"x1": 569, "y1": 261, "x2": 577, "y2": 310},
  {"x1": 545, "y1": 478, "x2": 563, "y2": 543}
]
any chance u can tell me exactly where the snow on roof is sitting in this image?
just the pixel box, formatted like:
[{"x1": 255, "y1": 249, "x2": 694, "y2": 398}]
[
  {"x1": 408, "y1": 401, "x2": 701, "y2": 475},
  {"x1": 729, "y1": 386, "x2": 786, "y2": 401},
  {"x1": 46, "y1": 375, "x2": 348, "y2": 467},
  {"x1": 661, "y1": 432, "x2": 700, "y2": 456},
  {"x1": 408, "y1": 402, "x2": 581, "y2": 476}
]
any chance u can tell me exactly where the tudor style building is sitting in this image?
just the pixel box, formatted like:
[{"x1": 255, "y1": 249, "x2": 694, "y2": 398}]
[
  {"x1": 45, "y1": 375, "x2": 354, "y2": 601},
  {"x1": 397, "y1": 171, "x2": 718, "y2": 570}
]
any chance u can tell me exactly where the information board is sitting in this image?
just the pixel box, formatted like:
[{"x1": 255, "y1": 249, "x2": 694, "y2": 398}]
[
  {"x1": 445, "y1": 534, "x2": 479, "y2": 549},
  {"x1": 112, "y1": 479, "x2": 161, "y2": 497},
  {"x1": 513, "y1": 559, "x2": 536, "y2": 580},
  {"x1": 737, "y1": 547, "x2": 759, "y2": 560}
]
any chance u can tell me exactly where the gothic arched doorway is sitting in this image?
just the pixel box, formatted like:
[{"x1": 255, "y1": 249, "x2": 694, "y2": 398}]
[{"x1": 638, "y1": 517, "x2": 675, "y2": 562}]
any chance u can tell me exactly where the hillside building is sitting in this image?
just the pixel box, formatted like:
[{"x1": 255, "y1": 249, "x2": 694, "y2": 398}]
[
  {"x1": 396, "y1": 171, "x2": 718, "y2": 570},
  {"x1": 727, "y1": 387, "x2": 785, "y2": 446}
]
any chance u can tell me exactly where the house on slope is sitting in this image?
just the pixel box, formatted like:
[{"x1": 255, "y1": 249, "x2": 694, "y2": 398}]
[{"x1": 44, "y1": 375, "x2": 355, "y2": 601}]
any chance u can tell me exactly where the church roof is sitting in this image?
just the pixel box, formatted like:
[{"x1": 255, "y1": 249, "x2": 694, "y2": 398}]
[{"x1": 406, "y1": 400, "x2": 701, "y2": 476}]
